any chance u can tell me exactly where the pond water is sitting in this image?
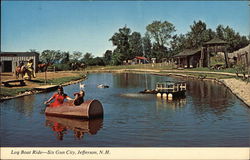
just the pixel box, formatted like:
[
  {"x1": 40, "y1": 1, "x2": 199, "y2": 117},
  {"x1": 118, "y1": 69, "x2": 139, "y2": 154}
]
[{"x1": 1, "y1": 73, "x2": 249, "y2": 147}]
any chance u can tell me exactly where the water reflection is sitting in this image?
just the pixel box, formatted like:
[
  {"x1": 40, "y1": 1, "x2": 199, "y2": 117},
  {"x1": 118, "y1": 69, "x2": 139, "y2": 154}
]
[
  {"x1": 156, "y1": 97, "x2": 187, "y2": 110},
  {"x1": 188, "y1": 80, "x2": 234, "y2": 115},
  {"x1": 45, "y1": 116, "x2": 103, "y2": 141},
  {"x1": 113, "y1": 73, "x2": 159, "y2": 89},
  {"x1": 13, "y1": 96, "x2": 36, "y2": 116}
]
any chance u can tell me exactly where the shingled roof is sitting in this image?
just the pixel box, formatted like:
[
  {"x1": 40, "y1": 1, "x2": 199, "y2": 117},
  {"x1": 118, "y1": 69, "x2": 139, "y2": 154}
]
[
  {"x1": 174, "y1": 48, "x2": 201, "y2": 57},
  {"x1": 204, "y1": 37, "x2": 227, "y2": 45},
  {"x1": 0, "y1": 52, "x2": 39, "y2": 57}
]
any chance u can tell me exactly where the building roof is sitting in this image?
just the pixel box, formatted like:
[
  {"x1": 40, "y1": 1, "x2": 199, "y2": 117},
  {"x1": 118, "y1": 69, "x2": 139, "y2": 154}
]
[
  {"x1": 204, "y1": 37, "x2": 227, "y2": 45},
  {"x1": 0, "y1": 52, "x2": 39, "y2": 57},
  {"x1": 174, "y1": 48, "x2": 201, "y2": 58},
  {"x1": 134, "y1": 56, "x2": 147, "y2": 60}
]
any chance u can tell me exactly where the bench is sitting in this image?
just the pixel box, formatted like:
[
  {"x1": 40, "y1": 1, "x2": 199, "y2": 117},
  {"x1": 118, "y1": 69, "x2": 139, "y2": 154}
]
[{"x1": 2, "y1": 80, "x2": 26, "y2": 87}]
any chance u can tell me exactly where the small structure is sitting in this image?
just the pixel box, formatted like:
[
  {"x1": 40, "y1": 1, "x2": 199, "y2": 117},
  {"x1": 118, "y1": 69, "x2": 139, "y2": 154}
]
[
  {"x1": 155, "y1": 81, "x2": 186, "y2": 94},
  {"x1": 140, "y1": 81, "x2": 186, "y2": 99},
  {"x1": 201, "y1": 37, "x2": 228, "y2": 67},
  {"x1": 228, "y1": 44, "x2": 249, "y2": 67},
  {"x1": 173, "y1": 48, "x2": 201, "y2": 68},
  {"x1": 132, "y1": 56, "x2": 148, "y2": 64},
  {"x1": 0, "y1": 52, "x2": 39, "y2": 73},
  {"x1": 172, "y1": 37, "x2": 228, "y2": 68}
]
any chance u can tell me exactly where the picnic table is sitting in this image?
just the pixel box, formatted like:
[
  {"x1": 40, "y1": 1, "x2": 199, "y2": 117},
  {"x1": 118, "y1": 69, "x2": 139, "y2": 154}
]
[{"x1": 2, "y1": 80, "x2": 26, "y2": 87}]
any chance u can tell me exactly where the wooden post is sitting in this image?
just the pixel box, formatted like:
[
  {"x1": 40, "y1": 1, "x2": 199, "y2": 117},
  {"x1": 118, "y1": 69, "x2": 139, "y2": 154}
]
[
  {"x1": 200, "y1": 47, "x2": 204, "y2": 67},
  {"x1": 224, "y1": 47, "x2": 229, "y2": 68},
  {"x1": 207, "y1": 46, "x2": 210, "y2": 67}
]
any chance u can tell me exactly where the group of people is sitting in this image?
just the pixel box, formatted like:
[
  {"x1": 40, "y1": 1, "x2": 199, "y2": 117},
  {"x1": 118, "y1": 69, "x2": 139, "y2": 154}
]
[{"x1": 44, "y1": 86, "x2": 85, "y2": 107}]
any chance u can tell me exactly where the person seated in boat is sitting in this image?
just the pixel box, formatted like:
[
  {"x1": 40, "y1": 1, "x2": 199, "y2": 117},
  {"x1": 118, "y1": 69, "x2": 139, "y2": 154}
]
[
  {"x1": 44, "y1": 86, "x2": 73, "y2": 107},
  {"x1": 73, "y1": 90, "x2": 85, "y2": 106}
]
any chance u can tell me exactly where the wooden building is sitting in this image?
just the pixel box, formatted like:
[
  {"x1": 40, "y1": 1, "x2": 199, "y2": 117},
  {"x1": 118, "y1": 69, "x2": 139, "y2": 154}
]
[
  {"x1": 173, "y1": 37, "x2": 228, "y2": 68},
  {"x1": 201, "y1": 37, "x2": 228, "y2": 67},
  {"x1": 0, "y1": 52, "x2": 39, "y2": 73},
  {"x1": 228, "y1": 44, "x2": 250, "y2": 68},
  {"x1": 173, "y1": 48, "x2": 201, "y2": 68}
]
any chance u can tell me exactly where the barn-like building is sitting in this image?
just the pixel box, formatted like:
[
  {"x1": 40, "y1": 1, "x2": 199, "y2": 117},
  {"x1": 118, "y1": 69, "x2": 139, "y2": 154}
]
[{"x1": 0, "y1": 52, "x2": 39, "y2": 73}]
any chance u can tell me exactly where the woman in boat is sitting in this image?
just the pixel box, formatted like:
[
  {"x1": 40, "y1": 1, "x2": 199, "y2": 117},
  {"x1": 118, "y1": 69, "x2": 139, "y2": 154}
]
[
  {"x1": 44, "y1": 86, "x2": 73, "y2": 107},
  {"x1": 73, "y1": 90, "x2": 85, "y2": 106}
]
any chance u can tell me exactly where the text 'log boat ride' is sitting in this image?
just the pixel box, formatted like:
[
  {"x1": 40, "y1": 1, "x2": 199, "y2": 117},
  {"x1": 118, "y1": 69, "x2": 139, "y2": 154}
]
[
  {"x1": 45, "y1": 99, "x2": 103, "y2": 119},
  {"x1": 140, "y1": 81, "x2": 187, "y2": 99}
]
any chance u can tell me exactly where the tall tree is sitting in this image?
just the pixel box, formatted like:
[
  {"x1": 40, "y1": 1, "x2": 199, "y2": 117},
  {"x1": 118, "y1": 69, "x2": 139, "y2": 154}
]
[
  {"x1": 185, "y1": 20, "x2": 209, "y2": 48},
  {"x1": 60, "y1": 51, "x2": 70, "y2": 64},
  {"x1": 110, "y1": 26, "x2": 131, "y2": 61},
  {"x1": 170, "y1": 34, "x2": 188, "y2": 56},
  {"x1": 216, "y1": 25, "x2": 250, "y2": 52},
  {"x1": 40, "y1": 50, "x2": 61, "y2": 64},
  {"x1": 103, "y1": 50, "x2": 113, "y2": 65},
  {"x1": 70, "y1": 51, "x2": 83, "y2": 63},
  {"x1": 111, "y1": 52, "x2": 123, "y2": 65},
  {"x1": 129, "y1": 32, "x2": 143, "y2": 57},
  {"x1": 142, "y1": 33, "x2": 152, "y2": 58},
  {"x1": 146, "y1": 20, "x2": 176, "y2": 47},
  {"x1": 82, "y1": 52, "x2": 94, "y2": 65}
]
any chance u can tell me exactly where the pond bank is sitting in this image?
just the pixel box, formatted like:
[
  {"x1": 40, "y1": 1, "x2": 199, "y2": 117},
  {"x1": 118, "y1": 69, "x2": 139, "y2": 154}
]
[
  {"x1": 0, "y1": 75, "x2": 87, "y2": 102},
  {"x1": 87, "y1": 69, "x2": 250, "y2": 107}
]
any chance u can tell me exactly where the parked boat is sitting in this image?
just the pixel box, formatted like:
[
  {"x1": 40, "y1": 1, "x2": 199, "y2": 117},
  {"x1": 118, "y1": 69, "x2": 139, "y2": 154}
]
[{"x1": 45, "y1": 99, "x2": 103, "y2": 119}]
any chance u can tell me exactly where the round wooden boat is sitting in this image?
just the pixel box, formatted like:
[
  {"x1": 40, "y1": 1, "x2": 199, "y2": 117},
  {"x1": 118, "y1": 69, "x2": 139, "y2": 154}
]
[{"x1": 45, "y1": 99, "x2": 103, "y2": 119}]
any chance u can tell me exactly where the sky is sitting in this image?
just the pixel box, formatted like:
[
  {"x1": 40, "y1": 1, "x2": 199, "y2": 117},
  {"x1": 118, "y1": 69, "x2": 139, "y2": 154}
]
[{"x1": 1, "y1": 1, "x2": 249, "y2": 57}]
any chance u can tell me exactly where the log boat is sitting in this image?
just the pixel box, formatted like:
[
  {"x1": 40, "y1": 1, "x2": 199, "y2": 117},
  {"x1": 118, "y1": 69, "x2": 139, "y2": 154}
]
[{"x1": 45, "y1": 99, "x2": 103, "y2": 119}]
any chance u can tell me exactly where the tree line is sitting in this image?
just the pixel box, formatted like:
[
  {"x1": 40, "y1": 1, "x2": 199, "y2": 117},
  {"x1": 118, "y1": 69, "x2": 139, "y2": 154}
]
[{"x1": 36, "y1": 20, "x2": 249, "y2": 69}]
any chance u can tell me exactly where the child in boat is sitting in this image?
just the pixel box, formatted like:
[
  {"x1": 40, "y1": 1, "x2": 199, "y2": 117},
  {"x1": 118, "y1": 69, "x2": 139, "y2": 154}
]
[
  {"x1": 44, "y1": 86, "x2": 73, "y2": 107},
  {"x1": 73, "y1": 90, "x2": 85, "y2": 106}
]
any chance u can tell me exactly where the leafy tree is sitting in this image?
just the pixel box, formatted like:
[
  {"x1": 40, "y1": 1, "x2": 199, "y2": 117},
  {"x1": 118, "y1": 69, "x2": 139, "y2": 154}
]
[
  {"x1": 70, "y1": 51, "x2": 83, "y2": 63},
  {"x1": 146, "y1": 20, "x2": 176, "y2": 47},
  {"x1": 129, "y1": 32, "x2": 143, "y2": 57},
  {"x1": 82, "y1": 52, "x2": 94, "y2": 65},
  {"x1": 142, "y1": 33, "x2": 152, "y2": 58},
  {"x1": 170, "y1": 34, "x2": 188, "y2": 56},
  {"x1": 110, "y1": 26, "x2": 131, "y2": 61},
  {"x1": 146, "y1": 21, "x2": 175, "y2": 60},
  {"x1": 151, "y1": 44, "x2": 168, "y2": 61},
  {"x1": 216, "y1": 25, "x2": 250, "y2": 52},
  {"x1": 40, "y1": 50, "x2": 61, "y2": 64},
  {"x1": 60, "y1": 51, "x2": 70, "y2": 64},
  {"x1": 89, "y1": 57, "x2": 105, "y2": 66},
  {"x1": 185, "y1": 20, "x2": 211, "y2": 48},
  {"x1": 111, "y1": 52, "x2": 123, "y2": 65},
  {"x1": 103, "y1": 50, "x2": 113, "y2": 65}
]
